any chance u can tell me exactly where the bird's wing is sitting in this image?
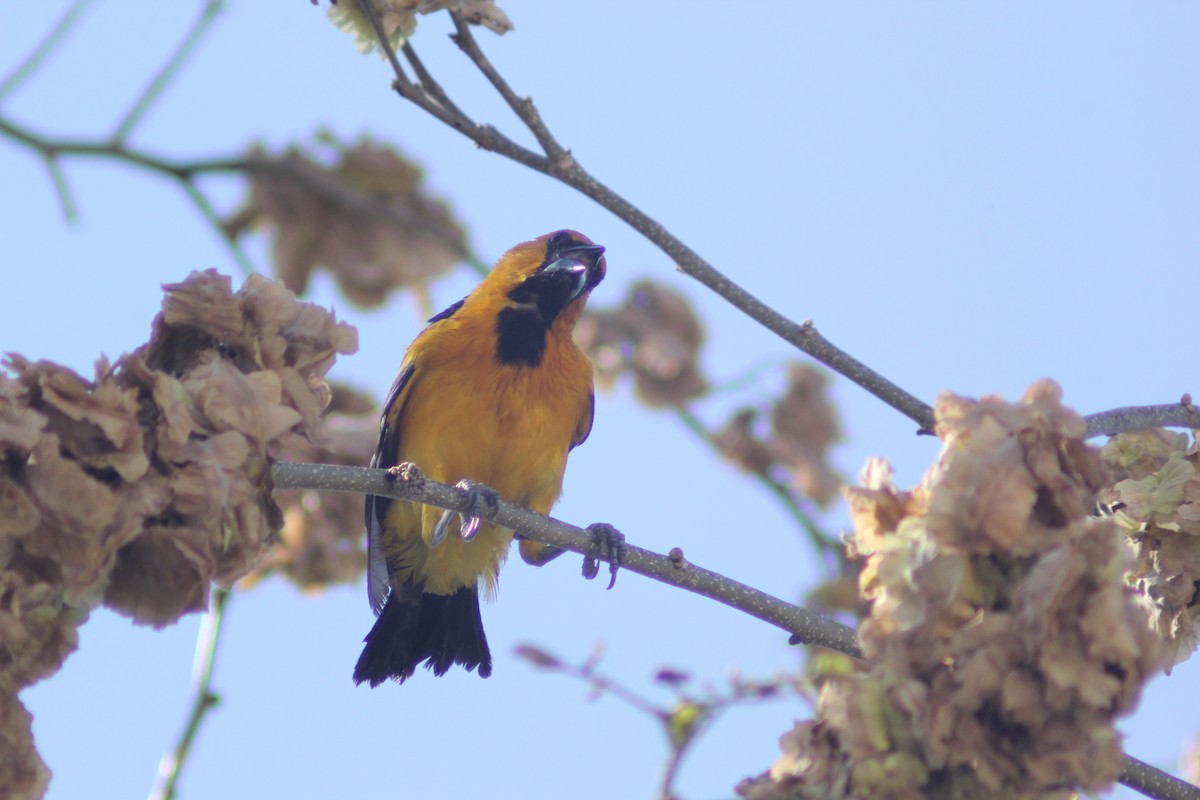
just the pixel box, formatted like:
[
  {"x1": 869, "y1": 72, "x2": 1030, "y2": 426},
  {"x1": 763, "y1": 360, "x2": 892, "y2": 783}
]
[
  {"x1": 570, "y1": 391, "x2": 595, "y2": 451},
  {"x1": 365, "y1": 360, "x2": 416, "y2": 615}
]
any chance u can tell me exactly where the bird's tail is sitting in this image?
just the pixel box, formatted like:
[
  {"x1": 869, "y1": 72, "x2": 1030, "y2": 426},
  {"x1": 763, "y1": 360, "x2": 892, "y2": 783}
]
[{"x1": 353, "y1": 586, "x2": 493, "y2": 687}]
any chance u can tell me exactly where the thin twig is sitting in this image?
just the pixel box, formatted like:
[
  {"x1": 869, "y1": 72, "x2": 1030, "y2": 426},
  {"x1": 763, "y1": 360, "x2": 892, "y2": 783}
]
[
  {"x1": 147, "y1": 586, "x2": 232, "y2": 800},
  {"x1": 269, "y1": 460, "x2": 864, "y2": 658},
  {"x1": 400, "y1": 42, "x2": 470, "y2": 121},
  {"x1": 675, "y1": 405, "x2": 839, "y2": 558},
  {"x1": 360, "y1": 6, "x2": 551, "y2": 172},
  {"x1": 41, "y1": 152, "x2": 76, "y2": 223},
  {"x1": 447, "y1": 14, "x2": 566, "y2": 162},
  {"x1": 113, "y1": 0, "x2": 225, "y2": 144},
  {"x1": 0, "y1": 114, "x2": 482, "y2": 272},
  {"x1": 517, "y1": 645, "x2": 796, "y2": 800},
  {"x1": 180, "y1": 180, "x2": 255, "y2": 276},
  {"x1": 0, "y1": 0, "x2": 95, "y2": 101}
]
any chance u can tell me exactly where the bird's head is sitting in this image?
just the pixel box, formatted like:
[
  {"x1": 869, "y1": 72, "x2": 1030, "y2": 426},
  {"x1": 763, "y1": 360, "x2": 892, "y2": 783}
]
[
  {"x1": 467, "y1": 229, "x2": 605, "y2": 366},
  {"x1": 489, "y1": 229, "x2": 606, "y2": 325}
]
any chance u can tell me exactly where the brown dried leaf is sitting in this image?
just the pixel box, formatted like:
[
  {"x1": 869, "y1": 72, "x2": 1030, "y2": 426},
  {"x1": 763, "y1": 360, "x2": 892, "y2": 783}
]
[
  {"x1": 104, "y1": 524, "x2": 213, "y2": 628},
  {"x1": 713, "y1": 409, "x2": 775, "y2": 476},
  {"x1": 248, "y1": 387, "x2": 377, "y2": 590},
  {"x1": 770, "y1": 364, "x2": 841, "y2": 506},
  {"x1": 0, "y1": 481, "x2": 39, "y2": 539},
  {"x1": 6, "y1": 357, "x2": 148, "y2": 482},
  {"x1": 0, "y1": 376, "x2": 45, "y2": 454},
  {"x1": 575, "y1": 280, "x2": 707, "y2": 408},
  {"x1": 0, "y1": 693, "x2": 50, "y2": 800},
  {"x1": 228, "y1": 138, "x2": 466, "y2": 308}
]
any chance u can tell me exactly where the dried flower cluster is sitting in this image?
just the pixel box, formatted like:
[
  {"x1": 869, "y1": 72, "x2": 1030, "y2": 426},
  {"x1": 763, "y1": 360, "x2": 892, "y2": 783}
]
[
  {"x1": 0, "y1": 270, "x2": 356, "y2": 800},
  {"x1": 740, "y1": 381, "x2": 1165, "y2": 800},
  {"x1": 714, "y1": 364, "x2": 842, "y2": 507},
  {"x1": 326, "y1": 0, "x2": 512, "y2": 56},
  {"x1": 226, "y1": 136, "x2": 466, "y2": 309},
  {"x1": 244, "y1": 383, "x2": 378, "y2": 590},
  {"x1": 1101, "y1": 428, "x2": 1200, "y2": 669},
  {"x1": 575, "y1": 279, "x2": 708, "y2": 408}
]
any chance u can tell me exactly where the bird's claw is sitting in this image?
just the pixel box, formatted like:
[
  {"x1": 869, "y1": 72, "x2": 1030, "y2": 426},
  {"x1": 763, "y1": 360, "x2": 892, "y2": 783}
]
[
  {"x1": 456, "y1": 480, "x2": 500, "y2": 542},
  {"x1": 582, "y1": 523, "x2": 626, "y2": 590},
  {"x1": 431, "y1": 509, "x2": 454, "y2": 548},
  {"x1": 428, "y1": 481, "x2": 499, "y2": 548}
]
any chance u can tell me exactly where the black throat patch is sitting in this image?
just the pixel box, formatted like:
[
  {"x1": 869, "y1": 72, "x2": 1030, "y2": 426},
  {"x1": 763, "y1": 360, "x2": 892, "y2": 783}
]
[{"x1": 495, "y1": 307, "x2": 549, "y2": 367}]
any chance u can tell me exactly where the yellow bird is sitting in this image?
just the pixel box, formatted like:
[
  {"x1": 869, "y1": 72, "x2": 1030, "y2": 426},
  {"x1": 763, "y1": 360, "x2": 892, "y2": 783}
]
[{"x1": 354, "y1": 230, "x2": 616, "y2": 687}]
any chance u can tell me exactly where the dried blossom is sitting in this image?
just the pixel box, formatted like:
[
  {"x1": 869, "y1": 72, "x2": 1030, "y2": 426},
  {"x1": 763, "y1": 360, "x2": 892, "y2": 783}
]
[
  {"x1": 226, "y1": 137, "x2": 466, "y2": 308},
  {"x1": 0, "y1": 694, "x2": 49, "y2": 800},
  {"x1": 1101, "y1": 429, "x2": 1200, "y2": 669},
  {"x1": 744, "y1": 381, "x2": 1165, "y2": 799},
  {"x1": 574, "y1": 279, "x2": 707, "y2": 408},
  {"x1": 1, "y1": 270, "x2": 356, "y2": 798},
  {"x1": 244, "y1": 383, "x2": 378, "y2": 590},
  {"x1": 714, "y1": 365, "x2": 842, "y2": 508},
  {"x1": 714, "y1": 409, "x2": 776, "y2": 475},
  {"x1": 770, "y1": 365, "x2": 841, "y2": 506},
  {"x1": 324, "y1": 0, "x2": 512, "y2": 57}
]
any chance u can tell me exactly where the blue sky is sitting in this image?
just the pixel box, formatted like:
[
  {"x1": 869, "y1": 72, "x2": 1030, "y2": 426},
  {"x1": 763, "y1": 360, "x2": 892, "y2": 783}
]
[{"x1": 2, "y1": 3, "x2": 1197, "y2": 799}]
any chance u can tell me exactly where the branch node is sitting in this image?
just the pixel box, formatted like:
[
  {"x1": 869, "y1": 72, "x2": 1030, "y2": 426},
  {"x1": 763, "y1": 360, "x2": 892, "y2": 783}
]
[
  {"x1": 668, "y1": 547, "x2": 687, "y2": 569},
  {"x1": 552, "y1": 150, "x2": 576, "y2": 173}
]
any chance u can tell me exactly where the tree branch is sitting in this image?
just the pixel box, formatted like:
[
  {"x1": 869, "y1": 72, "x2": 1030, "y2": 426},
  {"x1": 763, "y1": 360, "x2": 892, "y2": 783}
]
[
  {"x1": 269, "y1": 460, "x2": 863, "y2": 658},
  {"x1": 0, "y1": 114, "x2": 481, "y2": 272},
  {"x1": 0, "y1": 0, "x2": 95, "y2": 101},
  {"x1": 447, "y1": 14, "x2": 567, "y2": 163},
  {"x1": 675, "y1": 405, "x2": 840, "y2": 559},
  {"x1": 147, "y1": 586, "x2": 232, "y2": 800},
  {"x1": 112, "y1": 0, "x2": 224, "y2": 144},
  {"x1": 1121, "y1": 758, "x2": 1200, "y2": 800},
  {"x1": 1085, "y1": 399, "x2": 1199, "y2": 438}
]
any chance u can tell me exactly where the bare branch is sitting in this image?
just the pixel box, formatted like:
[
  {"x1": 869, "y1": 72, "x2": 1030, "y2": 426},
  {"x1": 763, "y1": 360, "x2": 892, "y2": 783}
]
[
  {"x1": 40, "y1": 152, "x2": 76, "y2": 223},
  {"x1": 0, "y1": 115, "x2": 481, "y2": 271},
  {"x1": 400, "y1": 42, "x2": 471, "y2": 122},
  {"x1": 269, "y1": 460, "x2": 864, "y2": 658},
  {"x1": 1085, "y1": 398, "x2": 1200, "y2": 438},
  {"x1": 112, "y1": 0, "x2": 225, "y2": 144},
  {"x1": 148, "y1": 587, "x2": 232, "y2": 800},
  {"x1": 447, "y1": 12, "x2": 567, "y2": 162},
  {"x1": 1120, "y1": 758, "x2": 1200, "y2": 800},
  {"x1": 0, "y1": 0, "x2": 95, "y2": 101},
  {"x1": 675, "y1": 405, "x2": 839, "y2": 558}
]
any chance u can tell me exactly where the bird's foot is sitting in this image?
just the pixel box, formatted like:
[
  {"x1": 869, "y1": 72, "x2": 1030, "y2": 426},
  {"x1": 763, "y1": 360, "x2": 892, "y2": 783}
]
[
  {"x1": 431, "y1": 481, "x2": 499, "y2": 548},
  {"x1": 581, "y1": 523, "x2": 626, "y2": 590},
  {"x1": 452, "y1": 480, "x2": 501, "y2": 542}
]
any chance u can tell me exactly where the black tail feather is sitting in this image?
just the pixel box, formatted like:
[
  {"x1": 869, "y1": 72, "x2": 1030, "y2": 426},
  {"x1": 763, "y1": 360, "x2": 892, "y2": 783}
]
[{"x1": 353, "y1": 586, "x2": 492, "y2": 687}]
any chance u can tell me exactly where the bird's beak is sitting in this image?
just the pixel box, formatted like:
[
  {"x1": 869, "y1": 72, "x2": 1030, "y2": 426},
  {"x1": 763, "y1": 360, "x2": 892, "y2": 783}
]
[{"x1": 545, "y1": 243, "x2": 606, "y2": 302}]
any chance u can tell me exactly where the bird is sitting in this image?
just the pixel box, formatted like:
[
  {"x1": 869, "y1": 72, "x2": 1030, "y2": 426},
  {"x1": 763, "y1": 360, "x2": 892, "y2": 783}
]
[{"x1": 353, "y1": 229, "x2": 621, "y2": 687}]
